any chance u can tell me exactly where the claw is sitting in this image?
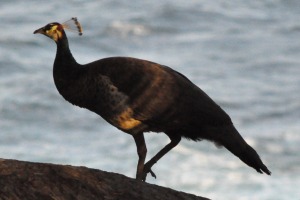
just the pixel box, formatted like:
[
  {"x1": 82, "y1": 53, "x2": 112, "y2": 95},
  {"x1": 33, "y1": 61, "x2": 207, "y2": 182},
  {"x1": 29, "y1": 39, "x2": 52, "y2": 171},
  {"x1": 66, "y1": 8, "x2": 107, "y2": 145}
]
[
  {"x1": 149, "y1": 169, "x2": 156, "y2": 179},
  {"x1": 141, "y1": 164, "x2": 157, "y2": 181}
]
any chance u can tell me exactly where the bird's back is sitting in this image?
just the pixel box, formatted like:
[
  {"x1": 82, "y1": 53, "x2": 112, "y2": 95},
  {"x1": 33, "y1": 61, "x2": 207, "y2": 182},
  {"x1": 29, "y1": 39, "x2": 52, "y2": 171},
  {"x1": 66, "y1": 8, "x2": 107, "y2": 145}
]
[{"x1": 78, "y1": 57, "x2": 232, "y2": 140}]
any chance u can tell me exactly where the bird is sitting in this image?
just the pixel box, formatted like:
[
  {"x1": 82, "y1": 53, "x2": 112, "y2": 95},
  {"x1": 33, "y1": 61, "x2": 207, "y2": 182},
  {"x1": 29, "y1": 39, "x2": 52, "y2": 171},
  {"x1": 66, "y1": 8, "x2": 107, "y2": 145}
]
[{"x1": 33, "y1": 18, "x2": 271, "y2": 181}]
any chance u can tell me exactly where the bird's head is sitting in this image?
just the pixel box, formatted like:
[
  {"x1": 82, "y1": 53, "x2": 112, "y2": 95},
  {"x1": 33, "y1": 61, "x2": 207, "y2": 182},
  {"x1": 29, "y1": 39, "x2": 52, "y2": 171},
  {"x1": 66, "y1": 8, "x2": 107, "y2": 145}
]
[
  {"x1": 34, "y1": 22, "x2": 64, "y2": 42},
  {"x1": 34, "y1": 18, "x2": 82, "y2": 42}
]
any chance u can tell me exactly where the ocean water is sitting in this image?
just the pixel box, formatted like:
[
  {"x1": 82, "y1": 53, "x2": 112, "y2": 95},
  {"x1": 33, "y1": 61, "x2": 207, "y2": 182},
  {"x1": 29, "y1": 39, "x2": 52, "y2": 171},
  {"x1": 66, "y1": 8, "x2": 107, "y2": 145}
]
[{"x1": 1, "y1": 0, "x2": 300, "y2": 199}]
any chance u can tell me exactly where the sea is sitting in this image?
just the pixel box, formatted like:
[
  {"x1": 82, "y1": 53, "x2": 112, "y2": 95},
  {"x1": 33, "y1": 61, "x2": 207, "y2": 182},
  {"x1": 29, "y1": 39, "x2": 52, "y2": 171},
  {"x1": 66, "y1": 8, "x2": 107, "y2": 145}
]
[{"x1": 0, "y1": 1, "x2": 299, "y2": 199}]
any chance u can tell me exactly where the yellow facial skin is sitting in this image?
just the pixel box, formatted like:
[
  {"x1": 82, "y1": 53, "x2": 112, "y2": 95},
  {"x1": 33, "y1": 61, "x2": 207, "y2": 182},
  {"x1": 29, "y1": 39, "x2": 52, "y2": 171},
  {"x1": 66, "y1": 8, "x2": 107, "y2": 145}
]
[
  {"x1": 45, "y1": 25, "x2": 63, "y2": 42},
  {"x1": 34, "y1": 24, "x2": 63, "y2": 42}
]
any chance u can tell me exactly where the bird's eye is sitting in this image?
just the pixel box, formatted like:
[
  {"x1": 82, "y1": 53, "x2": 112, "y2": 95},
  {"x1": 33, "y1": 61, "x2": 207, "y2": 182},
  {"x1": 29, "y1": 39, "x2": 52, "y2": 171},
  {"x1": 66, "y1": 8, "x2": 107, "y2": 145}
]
[{"x1": 44, "y1": 24, "x2": 53, "y2": 31}]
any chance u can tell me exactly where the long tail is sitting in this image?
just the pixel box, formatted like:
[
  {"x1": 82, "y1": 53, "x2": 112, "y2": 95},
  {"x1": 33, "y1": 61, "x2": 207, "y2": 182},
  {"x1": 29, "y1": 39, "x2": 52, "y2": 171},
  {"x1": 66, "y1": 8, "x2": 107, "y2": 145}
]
[{"x1": 217, "y1": 125, "x2": 271, "y2": 175}]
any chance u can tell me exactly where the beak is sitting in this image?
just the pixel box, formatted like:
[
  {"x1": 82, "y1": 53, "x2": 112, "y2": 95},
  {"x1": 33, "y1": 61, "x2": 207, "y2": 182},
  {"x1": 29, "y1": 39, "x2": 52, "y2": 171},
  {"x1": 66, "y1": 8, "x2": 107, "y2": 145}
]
[{"x1": 33, "y1": 27, "x2": 45, "y2": 35}]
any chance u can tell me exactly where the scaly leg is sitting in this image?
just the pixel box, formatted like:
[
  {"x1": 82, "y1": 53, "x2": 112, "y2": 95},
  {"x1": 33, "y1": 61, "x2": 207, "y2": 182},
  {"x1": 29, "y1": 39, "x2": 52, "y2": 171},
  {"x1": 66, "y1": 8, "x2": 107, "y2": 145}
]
[
  {"x1": 133, "y1": 133, "x2": 147, "y2": 181},
  {"x1": 142, "y1": 134, "x2": 181, "y2": 181}
]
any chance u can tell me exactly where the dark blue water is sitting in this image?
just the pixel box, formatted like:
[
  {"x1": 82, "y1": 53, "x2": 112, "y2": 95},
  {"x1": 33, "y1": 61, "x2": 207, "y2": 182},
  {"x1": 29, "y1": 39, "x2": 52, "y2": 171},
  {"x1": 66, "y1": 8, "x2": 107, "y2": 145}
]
[{"x1": 1, "y1": 1, "x2": 299, "y2": 199}]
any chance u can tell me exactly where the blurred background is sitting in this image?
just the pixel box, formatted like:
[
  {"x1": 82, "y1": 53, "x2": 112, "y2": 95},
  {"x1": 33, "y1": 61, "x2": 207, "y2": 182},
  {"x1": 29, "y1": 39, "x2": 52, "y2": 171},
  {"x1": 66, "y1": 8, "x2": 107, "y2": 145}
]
[{"x1": 0, "y1": 0, "x2": 299, "y2": 199}]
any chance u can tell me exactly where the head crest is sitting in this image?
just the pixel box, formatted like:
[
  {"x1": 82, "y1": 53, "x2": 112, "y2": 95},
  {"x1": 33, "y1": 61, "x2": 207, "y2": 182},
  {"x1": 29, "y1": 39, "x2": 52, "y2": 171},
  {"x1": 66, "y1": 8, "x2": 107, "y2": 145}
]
[{"x1": 62, "y1": 17, "x2": 83, "y2": 36}]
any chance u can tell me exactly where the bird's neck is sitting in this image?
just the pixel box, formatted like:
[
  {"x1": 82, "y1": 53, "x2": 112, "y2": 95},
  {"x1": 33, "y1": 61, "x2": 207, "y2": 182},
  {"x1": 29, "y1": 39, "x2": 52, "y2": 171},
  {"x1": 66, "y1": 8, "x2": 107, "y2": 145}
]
[
  {"x1": 53, "y1": 34, "x2": 84, "y2": 99},
  {"x1": 55, "y1": 36, "x2": 77, "y2": 68},
  {"x1": 53, "y1": 34, "x2": 82, "y2": 85},
  {"x1": 53, "y1": 35, "x2": 83, "y2": 104}
]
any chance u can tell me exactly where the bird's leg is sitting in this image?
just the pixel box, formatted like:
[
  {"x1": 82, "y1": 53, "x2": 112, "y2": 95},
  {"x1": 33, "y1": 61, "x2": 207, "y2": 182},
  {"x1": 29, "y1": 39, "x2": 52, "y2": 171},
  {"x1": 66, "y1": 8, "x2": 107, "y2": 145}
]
[
  {"x1": 142, "y1": 134, "x2": 181, "y2": 181},
  {"x1": 133, "y1": 133, "x2": 147, "y2": 181}
]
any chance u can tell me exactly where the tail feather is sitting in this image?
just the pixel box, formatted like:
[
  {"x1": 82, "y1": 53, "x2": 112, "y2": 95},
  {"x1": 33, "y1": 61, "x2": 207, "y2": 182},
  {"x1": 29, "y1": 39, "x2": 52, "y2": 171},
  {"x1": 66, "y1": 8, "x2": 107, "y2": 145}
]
[
  {"x1": 217, "y1": 125, "x2": 271, "y2": 175},
  {"x1": 238, "y1": 144, "x2": 271, "y2": 175}
]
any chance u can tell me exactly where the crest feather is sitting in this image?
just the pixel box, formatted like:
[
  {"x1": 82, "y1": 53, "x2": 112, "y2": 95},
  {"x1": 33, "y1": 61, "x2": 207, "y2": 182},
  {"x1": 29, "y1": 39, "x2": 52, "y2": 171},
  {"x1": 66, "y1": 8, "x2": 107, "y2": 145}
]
[{"x1": 62, "y1": 17, "x2": 83, "y2": 36}]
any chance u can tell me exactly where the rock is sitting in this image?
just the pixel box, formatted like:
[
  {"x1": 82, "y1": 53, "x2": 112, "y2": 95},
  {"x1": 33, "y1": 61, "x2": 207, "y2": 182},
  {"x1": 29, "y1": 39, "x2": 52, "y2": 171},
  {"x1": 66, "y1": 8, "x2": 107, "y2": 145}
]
[{"x1": 0, "y1": 159, "x2": 210, "y2": 200}]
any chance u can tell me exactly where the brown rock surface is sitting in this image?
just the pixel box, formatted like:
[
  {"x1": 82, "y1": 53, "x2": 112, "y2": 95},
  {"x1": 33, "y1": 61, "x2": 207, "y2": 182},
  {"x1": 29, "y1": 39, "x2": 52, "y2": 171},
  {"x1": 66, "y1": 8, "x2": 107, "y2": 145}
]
[{"x1": 0, "y1": 159, "x2": 210, "y2": 200}]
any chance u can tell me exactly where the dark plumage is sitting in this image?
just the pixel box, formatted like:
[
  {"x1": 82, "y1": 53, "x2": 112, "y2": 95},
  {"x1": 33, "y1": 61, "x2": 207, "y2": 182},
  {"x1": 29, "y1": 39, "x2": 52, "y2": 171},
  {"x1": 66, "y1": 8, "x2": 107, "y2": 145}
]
[{"x1": 34, "y1": 19, "x2": 271, "y2": 181}]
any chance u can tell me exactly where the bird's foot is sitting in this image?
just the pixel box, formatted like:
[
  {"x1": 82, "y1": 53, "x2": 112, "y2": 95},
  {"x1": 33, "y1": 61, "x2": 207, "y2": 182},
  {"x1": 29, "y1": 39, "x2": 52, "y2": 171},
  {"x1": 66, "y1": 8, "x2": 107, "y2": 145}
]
[{"x1": 141, "y1": 163, "x2": 157, "y2": 181}]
